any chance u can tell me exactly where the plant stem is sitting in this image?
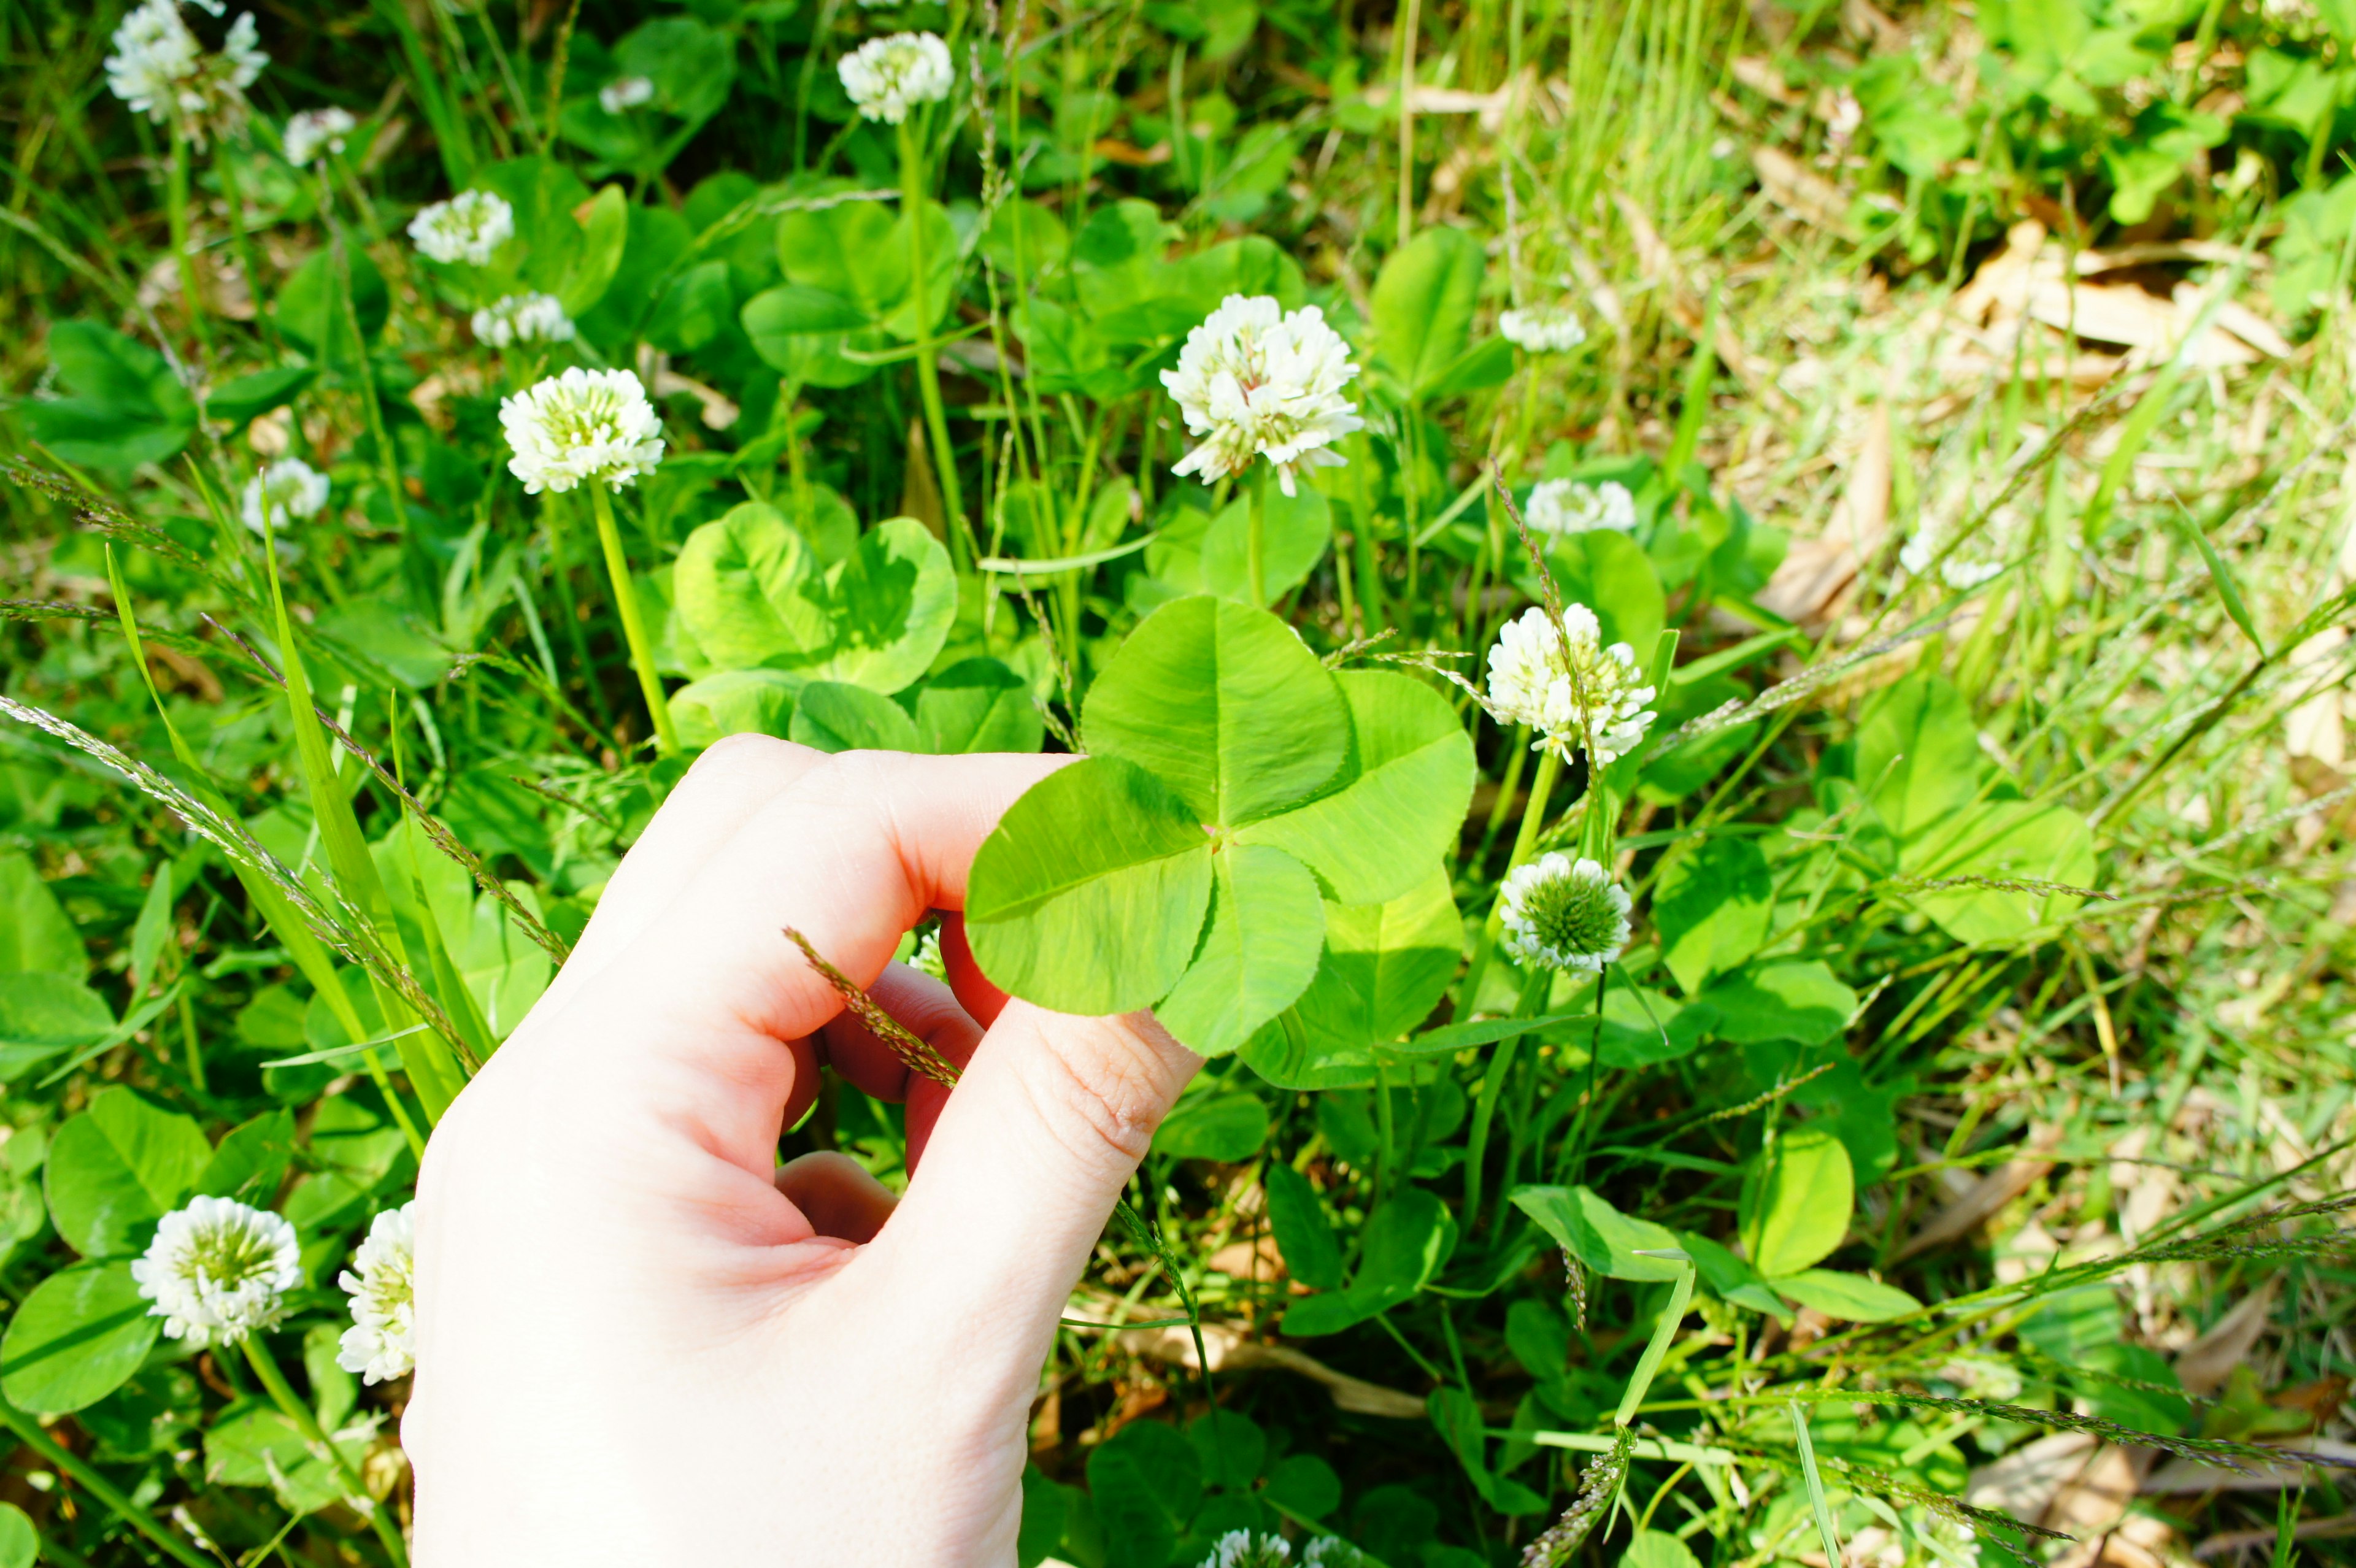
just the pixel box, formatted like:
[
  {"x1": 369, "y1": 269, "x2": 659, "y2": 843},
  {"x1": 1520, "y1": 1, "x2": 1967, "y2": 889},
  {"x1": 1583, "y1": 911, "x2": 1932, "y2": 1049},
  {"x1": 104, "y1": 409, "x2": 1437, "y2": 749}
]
[
  {"x1": 164, "y1": 126, "x2": 213, "y2": 362},
  {"x1": 244, "y1": 1337, "x2": 410, "y2": 1568},
  {"x1": 1463, "y1": 964, "x2": 1550, "y2": 1228},
  {"x1": 178, "y1": 987, "x2": 206, "y2": 1093},
  {"x1": 1247, "y1": 465, "x2": 1269, "y2": 605},
  {"x1": 0, "y1": 1391, "x2": 215, "y2": 1568},
  {"x1": 211, "y1": 140, "x2": 278, "y2": 356},
  {"x1": 1460, "y1": 744, "x2": 1563, "y2": 1014},
  {"x1": 899, "y1": 118, "x2": 969, "y2": 569},
  {"x1": 585, "y1": 484, "x2": 679, "y2": 757},
  {"x1": 1396, "y1": 0, "x2": 1421, "y2": 248}
]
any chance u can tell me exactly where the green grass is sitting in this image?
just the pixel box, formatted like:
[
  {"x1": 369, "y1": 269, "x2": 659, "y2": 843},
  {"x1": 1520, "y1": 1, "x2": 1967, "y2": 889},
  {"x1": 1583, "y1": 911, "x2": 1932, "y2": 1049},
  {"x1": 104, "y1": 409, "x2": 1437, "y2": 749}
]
[{"x1": 2, "y1": 0, "x2": 2354, "y2": 1564}]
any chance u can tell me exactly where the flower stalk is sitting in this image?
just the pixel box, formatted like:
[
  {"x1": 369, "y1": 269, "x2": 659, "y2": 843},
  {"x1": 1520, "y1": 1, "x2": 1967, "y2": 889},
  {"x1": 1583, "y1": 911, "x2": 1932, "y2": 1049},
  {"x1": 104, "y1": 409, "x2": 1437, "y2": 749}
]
[
  {"x1": 899, "y1": 117, "x2": 968, "y2": 569},
  {"x1": 243, "y1": 1335, "x2": 410, "y2": 1568},
  {"x1": 586, "y1": 483, "x2": 679, "y2": 757},
  {"x1": 164, "y1": 125, "x2": 214, "y2": 360}
]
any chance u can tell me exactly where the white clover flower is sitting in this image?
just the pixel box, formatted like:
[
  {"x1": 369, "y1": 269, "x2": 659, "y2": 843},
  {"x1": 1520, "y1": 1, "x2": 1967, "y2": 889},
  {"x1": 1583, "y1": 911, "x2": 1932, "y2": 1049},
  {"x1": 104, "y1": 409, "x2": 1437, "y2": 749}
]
[
  {"x1": 1500, "y1": 852, "x2": 1631, "y2": 973},
  {"x1": 838, "y1": 33, "x2": 954, "y2": 125},
  {"x1": 910, "y1": 928, "x2": 946, "y2": 981},
  {"x1": 470, "y1": 291, "x2": 576, "y2": 348},
  {"x1": 1203, "y1": 1532, "x2": 1291, "y2": 1568},
  {"x1": 1499, "y1": 304, "x2": 1587, "y2": 355},
  {"x1": 1898, "y1": 520, "x2": 2004, "y2": 590},
  {"x1": 408, "y1": 189, "x2": 515, "y2": 266},
  {"x1": 239, "y1": 456, "x2": 330, "y2": 535},
  {"x1": 107, "y1": 0, "x2": 201, "y2": 118},
  {"x1": 337, "y1": 1203, "x2": 416, "y2": 1385},
  {"x1": 106, "y1": 0, "x2": 265, "y2": 146},
  {"x1": 1485, "y1": 604, "x2": 1657, "y2": 765},
  {"x1": 1161, "y1": 294, "x2": 1364, "y2": 498},
  {"x1": 500, "y1": 367, "x2": 666, "y2": 494},
  {"x1": 598, "y1": 74, "x2": 655, "y2": 113},
  {"x1": 131, "y1": 1196, "x2": 301, "y2": 1348},
  {"x1": 1526, "y1": 478, "x2": 1636, "y2": 538},
  {"x1": 283, "y1": 106, "x2": 355, "y2": 166},
  {"x1": 218, "y1": 12, "x2": 264, "y2": 89},
  {"x1": 1302, "y1": 1540, "x2": 1366, "y2": 1567}
]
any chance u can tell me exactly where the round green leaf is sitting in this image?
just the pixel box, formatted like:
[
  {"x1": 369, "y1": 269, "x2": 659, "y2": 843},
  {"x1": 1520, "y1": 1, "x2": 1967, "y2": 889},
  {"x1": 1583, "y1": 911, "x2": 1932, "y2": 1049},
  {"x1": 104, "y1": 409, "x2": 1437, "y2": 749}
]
[
  {"x1": 0, "y1": 972, "x2": 114, "y2": 1083},
  {"x1": 1512, "y1": 1184, "x2": 1684, "y2": 1283},
  {"x1": 674, "y1": 502, "x2": 833, "y2": 672},
  {"x1": 45, "y1": 1087, "x2": 209, "y2": 1259},
  {"x1": 1153, "y1": 844, "x2": 1326, "y2": 1057},
  {"x1": 1371, "y1": 226, "x2": 1484, "y2": 398},
  {"x1": 0, "y1": 1501, "x2": 33, "y2": 1568},
  {"x1": 1239, "y1": 864, "x2": 1460, "y2": 1091},
  {"x1": 1625, "y1": 1528, "x2": 1703, "y2": 1568},
  {"x1": 914, "y1": 658, "x2": 1045, "y2": 755},
  {"x1": 1153, "y1": 1091, "x2": 1269, "y2": 1162},
  {"x1": 966, "y1": 757, "x2": 1215, "y2": 1015},
  {"x1": 1652, "y1": 834, "x2": 1773, "y2": 994},
  {"x1": 0, "y1": 1261, "x2": 159, "y2": 1413},
  {"x1": 1739, "y1": 1126, "x2": 1854, "y2": 1278},
  {"x1": 671, "y1": 669, "x2": 800, "y2": 748},
  {"x1": 1082, "y1": 596, "x2": 1349, "y2": 828},
  {"x1": 1771, "y1": 1268, "x2": 1920, "y2": 1323},
  {"x1": 789, "y1": 681, "x2": 920, "y2": 754},
  {"x1": 0, "y1": 852, "x2": 87, "y2": 976},
  {"x1": 1235, "y1": 671, "x2": 1476, "y2": 906},
  {"x1": 816, "y1": 518, "x2": 957, "y2": 693}
]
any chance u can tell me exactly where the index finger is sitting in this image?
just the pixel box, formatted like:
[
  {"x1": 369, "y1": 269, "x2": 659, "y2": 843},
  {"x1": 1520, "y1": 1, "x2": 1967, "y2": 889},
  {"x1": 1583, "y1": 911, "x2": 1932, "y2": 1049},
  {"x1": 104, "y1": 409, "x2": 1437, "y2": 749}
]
[{"x1": 529, "y1": 750, "x2": 1069, "y2": 1174}]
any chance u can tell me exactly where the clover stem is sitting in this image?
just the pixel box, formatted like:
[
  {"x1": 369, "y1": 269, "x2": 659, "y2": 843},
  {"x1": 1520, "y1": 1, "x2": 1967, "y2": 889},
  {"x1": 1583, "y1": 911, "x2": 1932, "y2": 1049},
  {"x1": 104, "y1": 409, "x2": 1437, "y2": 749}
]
[
  {"x1": 1458, "y1": 742, "x2": 1563, "y2": 1017},
  {"x1": 1247, "y1": 464, "x2": 1269, "y2": 605},
  {"x1": 1463, "y1": 963, "x2": 1551, "y2": 1229},
  {"x1": 585, "y1": 483, "x2": 680, "y2": 756},
  {"x1": 899, "y1": 117, "x2": 969, "y2": 571},
  {"x1": 243, "y1": 1335, "x2": 410, "y2": 1568},
  {"x1": 164, "y1": 125, "x2": 214, "y2": 363}
]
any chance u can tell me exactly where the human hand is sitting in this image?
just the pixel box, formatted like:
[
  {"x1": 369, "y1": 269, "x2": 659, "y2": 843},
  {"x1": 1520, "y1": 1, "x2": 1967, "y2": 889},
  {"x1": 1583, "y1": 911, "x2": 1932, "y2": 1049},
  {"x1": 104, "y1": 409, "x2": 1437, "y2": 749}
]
[{"x1": 404, "y1": 740, "x2": 1203, "y2": 1565}]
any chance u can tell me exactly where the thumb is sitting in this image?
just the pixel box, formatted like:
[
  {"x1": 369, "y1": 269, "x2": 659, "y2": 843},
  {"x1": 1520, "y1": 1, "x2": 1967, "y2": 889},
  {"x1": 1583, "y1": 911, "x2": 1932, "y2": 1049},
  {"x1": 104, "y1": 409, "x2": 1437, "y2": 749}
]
[{"x1": 869, "y1": 999, "x2": 1199, "y2": 1335}]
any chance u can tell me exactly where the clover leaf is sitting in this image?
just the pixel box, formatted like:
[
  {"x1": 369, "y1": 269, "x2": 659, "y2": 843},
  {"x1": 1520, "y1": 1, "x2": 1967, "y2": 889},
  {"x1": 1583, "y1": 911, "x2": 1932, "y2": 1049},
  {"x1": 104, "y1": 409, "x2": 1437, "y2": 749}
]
[{"x1": 966, "y1": 598, "x2": 1474, "y2": 1056}]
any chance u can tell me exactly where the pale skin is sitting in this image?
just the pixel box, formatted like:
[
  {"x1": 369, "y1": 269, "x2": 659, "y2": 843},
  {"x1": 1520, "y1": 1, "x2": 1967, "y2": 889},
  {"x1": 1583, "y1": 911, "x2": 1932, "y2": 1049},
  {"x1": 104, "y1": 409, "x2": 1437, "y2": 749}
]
[{"x1": 406, "y1": 739, "x2": 1204, "y2": 1565}]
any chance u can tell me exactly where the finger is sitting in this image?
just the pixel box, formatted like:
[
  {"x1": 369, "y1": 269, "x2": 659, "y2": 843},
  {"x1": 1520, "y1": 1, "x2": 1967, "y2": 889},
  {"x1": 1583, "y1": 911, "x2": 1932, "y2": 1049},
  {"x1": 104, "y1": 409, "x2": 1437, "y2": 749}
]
[
  {"x1": 545, "y1": 751, "x2": 1069, "y2": 1174},
  {"x1": 798, "y1": 964, "x2": 981, "y2": 1128},
  {"x1": 774, "y1": 1151, "x2": 897, "y2": 1243},
  {"x1": 869, "y1": 999, "x2": 1200, "y2": 1338},
  {"x1": 939, "y1": 912, "x2": 1009, "y2": 1028},
  {"x1": 547, "y1": 735, "x2": 826, "y2": 1006}
]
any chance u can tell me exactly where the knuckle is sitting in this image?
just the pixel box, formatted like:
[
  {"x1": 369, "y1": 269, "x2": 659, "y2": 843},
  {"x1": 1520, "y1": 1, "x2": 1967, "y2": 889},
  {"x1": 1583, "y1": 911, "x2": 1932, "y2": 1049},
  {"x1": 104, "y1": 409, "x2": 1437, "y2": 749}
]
[
  {"x1": 680, "y1": 730, "x2": 807, "y2": 791},
  {"x1": 1015, "y1": 1013, "x2": 1184, "y2": 1170}
]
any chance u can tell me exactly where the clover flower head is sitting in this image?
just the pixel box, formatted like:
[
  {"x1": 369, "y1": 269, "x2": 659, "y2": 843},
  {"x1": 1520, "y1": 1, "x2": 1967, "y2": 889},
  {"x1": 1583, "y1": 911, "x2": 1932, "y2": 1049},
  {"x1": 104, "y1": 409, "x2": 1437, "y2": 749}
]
[
  {"x1": 107, "y1": 0, "x2": 266, "y2": 147},
  {"x1": 1898, "y1": 521, "x2": 2004, "y2": 591},
  {"x1": 598, "y1": 75, "x2": 655, "y2": 113},
  {"x1": 1161, "y1": 294, "x2": 1364, "y2": 497},
  {"x1": 501, "y1": 367, "x2": 666, "y2": 494},
  {"x1": 1526, "y1": 478, "x2": 1636, "y2": 538},
  {"x1": 471, "y1": 291, "x2": 576, "y2": 348},
  {"x1": 131, "y1": 1196, "x2": 301, "y2": 1348},
  {"x1": 337, "y1": 1203, "x2": 417, "y2": 1385},
  {"x1": 1499, "y1": 304, "x2": 1587, "y2": 355},
  {"x1": 1203, "y1": 1532, "x2": 1291, "y2": 1568},
  {"x1": 1301, "y1": 1541, "x2": 1366, "y2": 1567},
  {"x1": 838, "y1": 33, "x2": 954, "y2": 125},
  {"x1": 408, "y1": 189, "x2": 515, "y2": 266},
  {"x1": 283, "y1": 106, "x2": 355, "y2": 166},
  {"x1": 1485, "y1": 604, "x2": 1656, "y2": 765},
  {"x1": 239, "y1": 456, "x2": 330, "y2": 535},
  {"x1": 1500, "y1": 852, "x2": 1630, "y2": 973}
]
